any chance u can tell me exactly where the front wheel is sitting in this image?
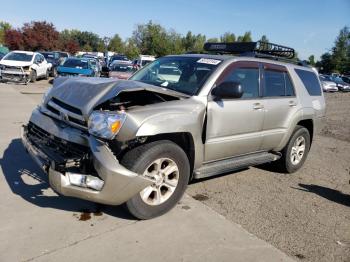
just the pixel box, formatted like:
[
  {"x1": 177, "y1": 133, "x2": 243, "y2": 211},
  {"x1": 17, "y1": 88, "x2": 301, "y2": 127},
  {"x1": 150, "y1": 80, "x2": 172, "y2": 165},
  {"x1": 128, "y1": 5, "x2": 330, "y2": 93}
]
[
  {"x1": 121, "y1": 140, "x2": 190, "y2": 219},
  {"x1": 278, "y1": 125, "x2": 311, "y2": 173},
  {"x1": 30, "y1": 70, "x2": 37, "y2": 83}
]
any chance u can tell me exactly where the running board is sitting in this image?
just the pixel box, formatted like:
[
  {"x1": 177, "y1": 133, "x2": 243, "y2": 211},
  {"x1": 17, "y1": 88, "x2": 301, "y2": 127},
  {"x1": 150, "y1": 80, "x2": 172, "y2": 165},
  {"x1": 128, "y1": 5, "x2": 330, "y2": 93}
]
[{"x1": 194, "y1": 152, "x2": 281, "y2": 179}]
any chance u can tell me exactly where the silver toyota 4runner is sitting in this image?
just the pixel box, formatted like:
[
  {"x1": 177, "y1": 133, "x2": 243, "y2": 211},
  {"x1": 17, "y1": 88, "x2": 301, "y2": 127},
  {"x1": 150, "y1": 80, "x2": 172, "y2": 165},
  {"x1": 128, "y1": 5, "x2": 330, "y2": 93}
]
[{"x1": 22, "y1": 42, "x2": 325, "y2": 219}]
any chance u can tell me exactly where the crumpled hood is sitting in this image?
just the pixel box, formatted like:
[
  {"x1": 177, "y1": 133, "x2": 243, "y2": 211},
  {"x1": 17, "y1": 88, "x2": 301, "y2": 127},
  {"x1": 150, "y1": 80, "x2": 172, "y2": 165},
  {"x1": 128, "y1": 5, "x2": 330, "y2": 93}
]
[
  {"x1": 0, "y1": 60, "x2": 33, "y2": 67},
  {"x1": 46, "y1": 77, "x2": 187, "y2": 117}
]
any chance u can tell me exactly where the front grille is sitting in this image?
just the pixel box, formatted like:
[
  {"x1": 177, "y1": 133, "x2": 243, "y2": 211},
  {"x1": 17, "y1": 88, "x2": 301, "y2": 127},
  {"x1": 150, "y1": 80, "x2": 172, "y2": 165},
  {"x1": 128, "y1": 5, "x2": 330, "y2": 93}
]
[
  {"x1": 45, "y1": 97, "x2": 87, "y2": 128},
  {"x1": 27, "y1": 122, "x2": 88, "y2": 159},
  {"x1": 51, "y1": 97, "x2": 82, "y2": 115}
]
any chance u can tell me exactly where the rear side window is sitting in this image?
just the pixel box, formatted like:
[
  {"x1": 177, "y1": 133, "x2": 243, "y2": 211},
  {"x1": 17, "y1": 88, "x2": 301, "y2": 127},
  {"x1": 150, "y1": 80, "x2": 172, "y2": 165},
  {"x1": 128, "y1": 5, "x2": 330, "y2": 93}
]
[
  {"x1": 295, "y1": 69, "x2": 322, "y2": 96},
  {"x1": 263, "y1": 70, "x2": 295, "y2": 97}
]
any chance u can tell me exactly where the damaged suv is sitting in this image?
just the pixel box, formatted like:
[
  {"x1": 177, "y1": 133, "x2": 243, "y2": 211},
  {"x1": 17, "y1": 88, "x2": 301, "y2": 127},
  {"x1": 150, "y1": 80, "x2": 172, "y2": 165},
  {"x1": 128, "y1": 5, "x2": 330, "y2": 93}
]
[{"x1": 22, "y1": 42, "x2": 325, "y2": 219}]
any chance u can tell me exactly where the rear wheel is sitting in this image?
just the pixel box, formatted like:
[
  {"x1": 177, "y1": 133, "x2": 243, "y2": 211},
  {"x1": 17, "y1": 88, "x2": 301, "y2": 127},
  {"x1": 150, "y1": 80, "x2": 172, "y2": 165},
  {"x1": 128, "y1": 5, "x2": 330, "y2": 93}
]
[
  {"x1": 278, "y1": 125, "x2": 311, "y2": 173},
  {"x1": 121, "y1": 140, "x2": 190, "y2": 219}
]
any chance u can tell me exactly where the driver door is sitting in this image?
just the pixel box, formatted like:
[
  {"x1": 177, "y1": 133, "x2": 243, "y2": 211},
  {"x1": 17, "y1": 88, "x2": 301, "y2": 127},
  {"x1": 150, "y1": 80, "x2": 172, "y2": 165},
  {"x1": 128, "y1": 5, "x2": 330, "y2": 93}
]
[{"x1": 204, "y1": 61, "x2": 265, "y2": 162}]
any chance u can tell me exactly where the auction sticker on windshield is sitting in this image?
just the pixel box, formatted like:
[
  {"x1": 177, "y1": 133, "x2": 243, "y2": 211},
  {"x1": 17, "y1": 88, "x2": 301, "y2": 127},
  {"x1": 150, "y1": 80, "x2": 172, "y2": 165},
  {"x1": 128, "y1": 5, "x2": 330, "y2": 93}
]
[{"x1": 197, "y1": 58, "x2": 221, "y2": 65}]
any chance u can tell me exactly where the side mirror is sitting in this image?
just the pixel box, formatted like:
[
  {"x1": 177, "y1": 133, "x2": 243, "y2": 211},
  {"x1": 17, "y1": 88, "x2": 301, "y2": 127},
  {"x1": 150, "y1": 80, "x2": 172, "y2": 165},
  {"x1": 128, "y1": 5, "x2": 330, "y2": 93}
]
[{"x1": 211, "y1": 81, "x2": 243, "y2": 99}]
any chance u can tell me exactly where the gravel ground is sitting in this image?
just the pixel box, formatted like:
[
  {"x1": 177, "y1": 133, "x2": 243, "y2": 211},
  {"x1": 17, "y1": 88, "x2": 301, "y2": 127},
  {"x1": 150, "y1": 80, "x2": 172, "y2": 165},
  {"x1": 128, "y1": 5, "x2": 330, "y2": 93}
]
[{"x1": 188, "y1": 92, "x2": 350, "y2": 262}]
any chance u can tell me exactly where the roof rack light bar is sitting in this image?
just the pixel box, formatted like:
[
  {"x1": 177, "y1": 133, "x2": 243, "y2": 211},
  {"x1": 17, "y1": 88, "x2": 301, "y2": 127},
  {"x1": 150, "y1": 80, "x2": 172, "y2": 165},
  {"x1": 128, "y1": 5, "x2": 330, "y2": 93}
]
[{"x1": 203, "y1": 41, "x2": 295, "y2": 59}]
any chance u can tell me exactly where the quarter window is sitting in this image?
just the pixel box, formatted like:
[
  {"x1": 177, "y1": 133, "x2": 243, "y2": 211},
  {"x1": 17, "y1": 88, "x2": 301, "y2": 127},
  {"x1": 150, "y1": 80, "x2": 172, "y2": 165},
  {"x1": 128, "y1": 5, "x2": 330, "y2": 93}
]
[
  {"x1": 224, "y1": 68, "x2": 259, "y2": 98},
  {"x1": 295, "y1": 69, "x2": 322, "y2": 96}
]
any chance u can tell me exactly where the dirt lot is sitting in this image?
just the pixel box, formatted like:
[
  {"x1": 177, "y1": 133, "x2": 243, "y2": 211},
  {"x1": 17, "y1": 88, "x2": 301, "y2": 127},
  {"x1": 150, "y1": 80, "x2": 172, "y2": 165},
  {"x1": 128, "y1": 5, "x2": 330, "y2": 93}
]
[
  {"x1": 188, "y1": 92, "x2": 350, "y2": 262},
  {"x1": 7, "y1": 79, "x2": 350, "y2": 262}
]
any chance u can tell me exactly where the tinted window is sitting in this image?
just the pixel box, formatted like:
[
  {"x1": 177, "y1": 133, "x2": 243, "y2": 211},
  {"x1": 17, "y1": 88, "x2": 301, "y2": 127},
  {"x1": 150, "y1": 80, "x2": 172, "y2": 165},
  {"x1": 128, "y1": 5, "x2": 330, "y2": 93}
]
[
  {"x1": 285, "y1": 74, "x2": 295, "y2": 96},
  {"x1": 264, "y1": 70, "x2": 295, "y2": 97},
  {"x1": 295, "y1": 69, "x2": 322, "y2": 96},
  {"x1": 224, "y1": 68, "x2": 259, "y2": 98},
  {"x1": 264, "y1": 70, "x2": 285, "y2": 96}
]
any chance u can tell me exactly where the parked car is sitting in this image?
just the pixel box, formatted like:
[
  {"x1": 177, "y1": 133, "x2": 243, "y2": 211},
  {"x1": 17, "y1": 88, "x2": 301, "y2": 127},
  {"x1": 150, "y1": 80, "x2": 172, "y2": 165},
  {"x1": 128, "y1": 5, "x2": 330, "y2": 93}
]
[
  {"x1": 40, "y1": 51, "x2": 62, "y2": 77},
  {"x1": 330, "y1": 76, "x2": 350, "y2": 92},
  {"x1": 55, "y1": 51, "x2": 70, "y2": 59},
  {"x1": 133, "y1": 55, "x2": 156, "y2": 69},
  {"x1": 319, "y1": 75, "x2": 338, "y2": 92},
  {"x1": 109, "y1": 54, "x2": 130, "y2": 66},
  {"x1": 0, "y1": 51, "x2": 51, "y2": 83},
  {"x1": 57, "y1": 57, "x2": 97, "y2": 77},
  {"x1": 108, "y1": 61, "x2": 137, "y2": 79},
  {"x1": 21, "y1": 42, "x2": 325, "y2": 219}
]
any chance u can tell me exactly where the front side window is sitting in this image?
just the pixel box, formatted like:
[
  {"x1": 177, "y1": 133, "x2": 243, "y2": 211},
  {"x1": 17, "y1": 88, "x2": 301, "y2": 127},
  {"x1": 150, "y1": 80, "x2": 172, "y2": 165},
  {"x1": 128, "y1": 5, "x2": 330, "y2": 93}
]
[
  {"x1": 130, "y1": 56, "x2": 222, "y2": 95},
  {"x1": 222, "y1": 67, "x2": 260, "y2": 98}
]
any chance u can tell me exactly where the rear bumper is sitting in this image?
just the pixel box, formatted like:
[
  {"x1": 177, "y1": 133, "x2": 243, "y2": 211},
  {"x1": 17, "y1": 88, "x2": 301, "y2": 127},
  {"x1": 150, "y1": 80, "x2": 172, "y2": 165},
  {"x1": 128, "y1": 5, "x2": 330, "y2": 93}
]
[{"x1": 21, "y1": 108, "x2": 152, "y2": 205}]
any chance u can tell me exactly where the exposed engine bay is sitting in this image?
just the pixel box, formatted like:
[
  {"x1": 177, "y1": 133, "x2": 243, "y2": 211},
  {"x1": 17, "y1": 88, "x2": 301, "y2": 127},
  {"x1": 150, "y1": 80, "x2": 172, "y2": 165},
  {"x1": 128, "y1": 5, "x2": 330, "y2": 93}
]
[{"x1": 94, "y1": 90, "x2": 181, "y2": 111}]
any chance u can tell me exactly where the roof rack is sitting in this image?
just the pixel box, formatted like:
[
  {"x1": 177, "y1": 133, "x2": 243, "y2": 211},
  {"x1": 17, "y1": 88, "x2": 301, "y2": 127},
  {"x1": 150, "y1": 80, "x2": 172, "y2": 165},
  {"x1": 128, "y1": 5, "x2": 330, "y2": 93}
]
[{"x1": 203, "y1": 41, "x2": 295, "y2": 59}]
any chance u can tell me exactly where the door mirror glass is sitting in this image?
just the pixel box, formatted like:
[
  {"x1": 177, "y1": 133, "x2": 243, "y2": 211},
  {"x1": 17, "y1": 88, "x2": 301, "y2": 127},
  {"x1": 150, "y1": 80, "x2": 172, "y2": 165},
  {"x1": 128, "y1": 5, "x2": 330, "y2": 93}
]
[{"x1": 211, "y1": 81, "x2": 243, "y2": 99}]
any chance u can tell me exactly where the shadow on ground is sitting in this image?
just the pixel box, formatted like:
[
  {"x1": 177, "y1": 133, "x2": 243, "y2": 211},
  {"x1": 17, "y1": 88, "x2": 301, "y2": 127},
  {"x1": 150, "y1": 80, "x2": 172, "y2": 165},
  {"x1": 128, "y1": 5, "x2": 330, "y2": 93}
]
[
  {"x1": 0, "y1": 139, "x2": 136, "y2": 220},
  {"x1": 295, "y1": 183, "x2": 350, "y2": 207}
]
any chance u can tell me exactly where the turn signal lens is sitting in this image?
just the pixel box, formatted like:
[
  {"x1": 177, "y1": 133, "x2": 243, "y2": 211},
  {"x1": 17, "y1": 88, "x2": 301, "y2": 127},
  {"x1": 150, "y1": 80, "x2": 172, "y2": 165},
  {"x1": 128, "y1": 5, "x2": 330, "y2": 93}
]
[{"x1": 110, "y1": 121, "x2": 122, "y2": 133}]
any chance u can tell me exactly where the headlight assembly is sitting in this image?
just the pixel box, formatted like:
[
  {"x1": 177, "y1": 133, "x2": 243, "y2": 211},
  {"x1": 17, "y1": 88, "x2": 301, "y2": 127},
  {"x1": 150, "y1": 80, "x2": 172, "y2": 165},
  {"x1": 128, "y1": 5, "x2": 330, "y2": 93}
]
[{"x1": 88, "y1": 111, "x2": 126, "y2": 139}]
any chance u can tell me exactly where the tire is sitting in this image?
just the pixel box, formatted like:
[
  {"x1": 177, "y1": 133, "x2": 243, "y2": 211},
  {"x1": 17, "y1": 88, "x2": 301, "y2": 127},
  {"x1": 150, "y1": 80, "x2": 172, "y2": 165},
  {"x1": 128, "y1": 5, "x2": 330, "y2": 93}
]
[
  {"x1": 278, "y1": 125, "x2": 311, "y2": 173},
  {"x1": 121, "y1": 140, "x2": 190, "y2": 219},
  {"x1": 30, "y1": 70, "x2": 37, "y2": 83},
  {"x1": 51, "y1": 67, "x2": 57, "y2": 78},
  {"x1": 44, "y1": 70, "x2": 49, "y2": 80}
]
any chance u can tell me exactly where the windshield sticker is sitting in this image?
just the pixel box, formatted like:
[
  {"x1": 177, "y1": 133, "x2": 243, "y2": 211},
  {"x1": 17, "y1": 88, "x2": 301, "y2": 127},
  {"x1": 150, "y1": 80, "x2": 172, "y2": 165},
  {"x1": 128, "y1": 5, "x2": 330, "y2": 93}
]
[
  {"x1": 197, "y1": 58, "x2": 221, "y2": 65},
  {"x1": 160, "y1": 81, "x2": 169, "y2": 87}
]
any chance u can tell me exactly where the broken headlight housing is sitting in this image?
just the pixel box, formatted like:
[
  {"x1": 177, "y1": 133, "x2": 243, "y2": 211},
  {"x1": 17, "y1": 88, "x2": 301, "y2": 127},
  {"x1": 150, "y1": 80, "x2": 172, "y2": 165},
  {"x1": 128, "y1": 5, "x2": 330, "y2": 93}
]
[{"x1": 88, "y1": 111, "x2": 126, "y2": 139}]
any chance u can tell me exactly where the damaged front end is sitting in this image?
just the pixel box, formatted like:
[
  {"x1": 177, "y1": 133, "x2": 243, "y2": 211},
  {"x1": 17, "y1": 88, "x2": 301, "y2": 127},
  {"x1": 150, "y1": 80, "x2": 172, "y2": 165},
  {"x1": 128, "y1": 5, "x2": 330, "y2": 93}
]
[{"x1": 21, "y1": 78, "x2": 188, "y2": 205}]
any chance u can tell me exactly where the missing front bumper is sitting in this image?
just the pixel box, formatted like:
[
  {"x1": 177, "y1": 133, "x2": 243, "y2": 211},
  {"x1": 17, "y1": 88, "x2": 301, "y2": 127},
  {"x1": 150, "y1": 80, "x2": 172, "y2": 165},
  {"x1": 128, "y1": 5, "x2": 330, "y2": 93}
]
[{"x1": 21, "y1": 113, "x2": 153, "y2": 205}]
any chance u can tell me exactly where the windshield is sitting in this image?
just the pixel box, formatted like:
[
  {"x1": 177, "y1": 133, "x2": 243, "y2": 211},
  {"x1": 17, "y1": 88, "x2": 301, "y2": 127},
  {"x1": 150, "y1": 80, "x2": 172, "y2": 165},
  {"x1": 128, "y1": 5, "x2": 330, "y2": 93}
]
[
  {"x1": 4, "y1": 52, "x2": 33, "y2": 62},
  {"x1": 111, "y1": 56, "x2": 128, "y2": 62},
  {"x1": 130, "y1": 56, "x2": 222, "y2": 95},
  {"x1": 111, "y1": 64, "x2": 135, "y2": 73},
  {"x1": 62, "y1": 59, "x2": 88, "y2": 69}
]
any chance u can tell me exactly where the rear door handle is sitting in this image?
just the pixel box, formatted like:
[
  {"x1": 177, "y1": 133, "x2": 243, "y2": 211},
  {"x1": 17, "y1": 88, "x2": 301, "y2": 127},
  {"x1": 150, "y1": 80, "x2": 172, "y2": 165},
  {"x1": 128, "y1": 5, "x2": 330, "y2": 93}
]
[
  {"x1": 253, "y1": 103, "x2": 264, "y2": 110},
  {"x1": 289, "y1": 101, "x2": 297, "y2": 107}
]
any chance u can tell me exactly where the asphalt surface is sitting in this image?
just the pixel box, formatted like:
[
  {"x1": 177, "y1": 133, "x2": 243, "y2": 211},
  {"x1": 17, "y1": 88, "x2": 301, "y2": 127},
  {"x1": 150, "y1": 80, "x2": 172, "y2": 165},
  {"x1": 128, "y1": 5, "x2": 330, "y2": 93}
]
[
  {"x1": 188, "y1": 92, "x2": 350, "y2": 262},
  {"x1": 0, "y1": 79, "x2": 295, "y2": 262}
]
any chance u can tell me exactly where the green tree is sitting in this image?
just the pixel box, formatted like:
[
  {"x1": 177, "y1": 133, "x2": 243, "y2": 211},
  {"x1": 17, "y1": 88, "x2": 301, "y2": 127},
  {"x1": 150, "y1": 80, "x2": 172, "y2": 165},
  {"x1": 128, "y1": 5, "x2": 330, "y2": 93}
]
[
  {"x1": 182, "y1": 31, "x2": 206, "y2": 52},
  {"x1": 331, "y1": 26, "x2": 350, "y2": 74},
  {"x1": 108, "y1": 34, "x2": 124, "y2": 53},
  {"x1": 316, "y1": 52, "x2": 334, "y2": 74},
  {"x1": 308, "y1": 55, "x2": 316, "y2": 66},
  {"x1": 132, "y1": 21, "x2": 170, "y2": 56},
  {"x1": 260, "y1": 35, "x2": 269, "y2": 43},
  {"x1": 207, "y1": 37, "x2": 219, "y2": 43},
  {"x1": 220, "y1": 32, "x2": 236, "y2": 42},
  {"x1": 237, "y1": 31, "x2": 252, "y2": 42},
  {"x1": 0, "y1": 21, "x2": 11, "y2": 45},
  {"x1": 124, "y1": 38, "x2": 140, "y2": 59}
]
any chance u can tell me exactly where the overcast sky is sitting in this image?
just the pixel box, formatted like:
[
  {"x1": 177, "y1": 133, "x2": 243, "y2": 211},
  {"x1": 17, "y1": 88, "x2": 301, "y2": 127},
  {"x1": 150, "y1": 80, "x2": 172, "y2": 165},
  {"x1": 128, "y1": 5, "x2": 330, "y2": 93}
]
[{"x1": 2, "y1": 0, "x2": 349, "y2": 59}]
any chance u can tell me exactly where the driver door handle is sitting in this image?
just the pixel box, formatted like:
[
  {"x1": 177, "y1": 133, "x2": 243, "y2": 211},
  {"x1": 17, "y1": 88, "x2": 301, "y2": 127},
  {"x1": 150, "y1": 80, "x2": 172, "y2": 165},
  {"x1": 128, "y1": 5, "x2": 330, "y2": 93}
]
[{"x1": 253, "y1": 103, "x2": 264, "y2": 110}]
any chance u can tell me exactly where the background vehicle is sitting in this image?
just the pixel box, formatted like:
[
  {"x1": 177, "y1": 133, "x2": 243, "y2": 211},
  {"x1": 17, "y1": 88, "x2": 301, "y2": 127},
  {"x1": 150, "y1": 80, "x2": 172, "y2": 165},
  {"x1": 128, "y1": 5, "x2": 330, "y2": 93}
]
[
  {"x1": 133, "y1": 55, "x2": 156, "y2": 69},
  {"x1": 0, "y1": 51, "x2": 51, "y2": 83},
  {"x1": 40, "y1": 51, "x2": 61, "y2": 77},
  {"x1": 330, "y1": 75, "x2": 350, "y2": 92},
  {"x1": 319, "y1": 75, "x2": 338, "y2": 92},
  {"x1": 57, "y1": 57, "x2": 96, "y2": 77},
  {"x1": 22, "y1": 42, "x2": 325, "y2": 219},
  {"x1": 109, "y1": 54, "x2": 130, "y2": 66},
  {"x1": 108, "y1": 61, "x2": 137, "y2": 79}
]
